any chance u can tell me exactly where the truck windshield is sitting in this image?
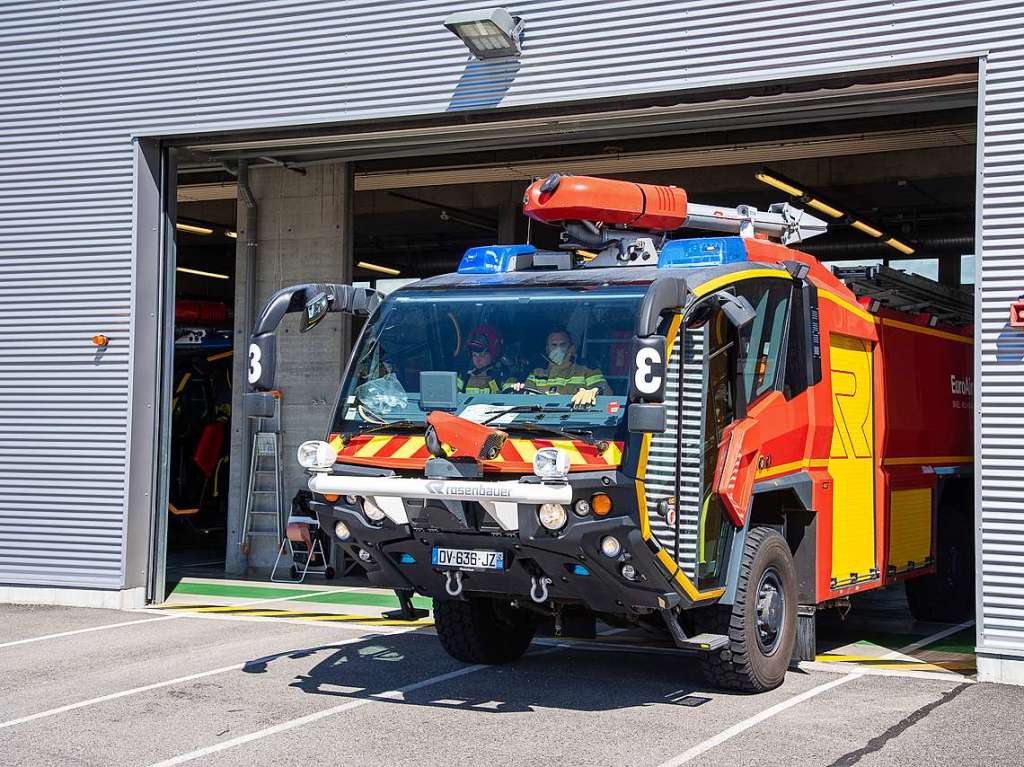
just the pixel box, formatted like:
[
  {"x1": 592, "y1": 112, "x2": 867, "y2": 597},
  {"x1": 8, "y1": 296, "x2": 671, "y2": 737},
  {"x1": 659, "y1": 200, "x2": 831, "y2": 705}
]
[{"x1": 330, "y1": 284, "x2": 646, "y2": 437}]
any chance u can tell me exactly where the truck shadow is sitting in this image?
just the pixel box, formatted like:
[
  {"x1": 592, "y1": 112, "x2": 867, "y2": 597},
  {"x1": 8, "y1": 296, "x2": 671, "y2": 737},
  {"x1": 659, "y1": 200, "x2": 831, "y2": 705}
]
[{"x1": 242, "y1": 631, "x2": 739, "y2": 713}]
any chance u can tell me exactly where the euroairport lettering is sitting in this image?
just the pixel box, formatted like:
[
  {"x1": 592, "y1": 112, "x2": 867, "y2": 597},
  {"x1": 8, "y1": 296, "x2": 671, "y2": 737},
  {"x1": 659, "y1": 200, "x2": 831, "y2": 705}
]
[{"x1": 950, "y1": 375, "x2": 974, "y2": 396}]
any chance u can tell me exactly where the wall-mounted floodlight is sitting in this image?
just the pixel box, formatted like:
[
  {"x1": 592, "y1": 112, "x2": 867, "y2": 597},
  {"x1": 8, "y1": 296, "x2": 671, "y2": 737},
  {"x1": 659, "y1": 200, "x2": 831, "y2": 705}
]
[{"x1": 443, "y1": 8, "x2": 524, "y2": 59}]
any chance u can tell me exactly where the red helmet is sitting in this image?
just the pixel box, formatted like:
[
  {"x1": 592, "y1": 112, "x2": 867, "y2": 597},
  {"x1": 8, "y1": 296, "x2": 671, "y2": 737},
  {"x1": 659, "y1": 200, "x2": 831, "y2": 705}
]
[{"x1": 467, "y1": 324, "x2": 502, "y2": 358}]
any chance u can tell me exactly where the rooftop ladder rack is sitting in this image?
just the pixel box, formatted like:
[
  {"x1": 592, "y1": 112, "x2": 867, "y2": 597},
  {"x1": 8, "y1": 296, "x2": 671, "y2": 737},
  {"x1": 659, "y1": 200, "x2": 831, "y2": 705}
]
[{"x1": 831, "y1": 264, "x2": 973, "y2": 326}]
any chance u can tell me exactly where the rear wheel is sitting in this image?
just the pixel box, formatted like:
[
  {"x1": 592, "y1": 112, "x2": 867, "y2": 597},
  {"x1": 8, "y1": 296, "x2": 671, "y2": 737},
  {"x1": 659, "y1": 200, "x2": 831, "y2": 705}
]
[
  {"x1": 433, "y1": 596, "x2": 537, "y2": 664},
  {"x1": 697, "y1": 527, "x2": 797, "y2": 692},
  {"x1": 906, "y1": 505, "x2": 974, "y2": 623}
]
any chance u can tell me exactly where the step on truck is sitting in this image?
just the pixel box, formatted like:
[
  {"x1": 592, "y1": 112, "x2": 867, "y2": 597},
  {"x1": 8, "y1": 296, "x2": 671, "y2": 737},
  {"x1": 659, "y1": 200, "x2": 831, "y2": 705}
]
[{"x1": 246, "y1": 174, "x2": 974, "y2": 692}]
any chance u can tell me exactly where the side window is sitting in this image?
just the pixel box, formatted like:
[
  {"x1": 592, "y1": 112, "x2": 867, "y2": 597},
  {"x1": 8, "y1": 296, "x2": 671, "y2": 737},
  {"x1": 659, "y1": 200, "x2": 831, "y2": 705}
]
[
  {"x1": 734, "y1": 281, "x2": 792, "y2": 404},
  {"x1": 782, "y1": 281, "x2": 821, "y2": 398}
]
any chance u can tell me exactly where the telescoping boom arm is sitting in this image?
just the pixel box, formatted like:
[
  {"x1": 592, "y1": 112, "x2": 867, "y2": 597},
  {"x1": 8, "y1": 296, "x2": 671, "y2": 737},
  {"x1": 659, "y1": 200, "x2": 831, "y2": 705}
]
[{"x1": 524, "y1": 174, "x2": 828, "y2": 245}]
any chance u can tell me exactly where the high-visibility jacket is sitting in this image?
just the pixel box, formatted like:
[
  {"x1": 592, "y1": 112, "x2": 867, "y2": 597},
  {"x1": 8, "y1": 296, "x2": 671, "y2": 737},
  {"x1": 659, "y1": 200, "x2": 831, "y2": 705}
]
[
  {"x1": 458, "y1": 364, "x2": 514, "y2": 395},
  {"x1": 525, "y1": 360, "x2": 611, "y2": 395}
]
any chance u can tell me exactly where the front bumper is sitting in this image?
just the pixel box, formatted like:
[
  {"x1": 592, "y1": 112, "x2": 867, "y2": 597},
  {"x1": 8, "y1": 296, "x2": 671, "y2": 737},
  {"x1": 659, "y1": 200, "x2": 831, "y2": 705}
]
[{"x1": 310, "y1": 488, "x2": 683, "y2": 617}]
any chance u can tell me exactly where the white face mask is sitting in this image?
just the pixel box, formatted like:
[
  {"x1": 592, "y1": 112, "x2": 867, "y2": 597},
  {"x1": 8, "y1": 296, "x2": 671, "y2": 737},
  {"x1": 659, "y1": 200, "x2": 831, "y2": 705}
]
[{"x1": 548, "y1": 344, "x2": 569, "y2": 365}]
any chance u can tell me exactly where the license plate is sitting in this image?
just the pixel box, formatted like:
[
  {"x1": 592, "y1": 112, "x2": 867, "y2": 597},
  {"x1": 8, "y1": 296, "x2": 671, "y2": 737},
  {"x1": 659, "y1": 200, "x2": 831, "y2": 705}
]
[{"x1": 432, "y1": 547, "x2": 505, "y2": 571}]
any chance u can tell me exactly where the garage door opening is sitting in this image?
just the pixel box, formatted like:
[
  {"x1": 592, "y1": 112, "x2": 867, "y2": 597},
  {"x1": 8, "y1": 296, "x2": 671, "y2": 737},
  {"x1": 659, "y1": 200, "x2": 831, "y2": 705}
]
[{"x1": 160, "y1": 65, "x2": 977, "y2": 670}]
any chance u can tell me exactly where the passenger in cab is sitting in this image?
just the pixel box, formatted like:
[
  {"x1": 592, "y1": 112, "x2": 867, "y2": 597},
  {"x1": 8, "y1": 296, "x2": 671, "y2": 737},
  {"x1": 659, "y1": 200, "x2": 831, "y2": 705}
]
[
  {"x1": 458, "y1": 324, "x2": 514, "y2": 395},
  {"x1": 513, "y1": 329, "x2": 611, "y2": 407}
]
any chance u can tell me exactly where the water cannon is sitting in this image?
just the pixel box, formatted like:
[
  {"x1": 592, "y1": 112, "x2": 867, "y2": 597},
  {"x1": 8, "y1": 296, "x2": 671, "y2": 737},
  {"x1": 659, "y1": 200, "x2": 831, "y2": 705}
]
[{"x1": 523, "y1": 174, "x2": 829, "y2": 261}]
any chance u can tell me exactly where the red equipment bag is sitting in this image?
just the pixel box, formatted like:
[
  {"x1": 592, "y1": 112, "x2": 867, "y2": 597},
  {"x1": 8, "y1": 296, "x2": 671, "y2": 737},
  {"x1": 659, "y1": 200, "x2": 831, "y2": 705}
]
[{"x1": 193, "y1": 420, "x2": 226, "y2": 478}]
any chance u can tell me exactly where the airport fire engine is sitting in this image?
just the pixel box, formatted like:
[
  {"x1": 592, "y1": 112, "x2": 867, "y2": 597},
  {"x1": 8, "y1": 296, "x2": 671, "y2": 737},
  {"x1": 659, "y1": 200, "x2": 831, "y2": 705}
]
[{"x1": 246, "y1": 174, "x2": 973, "y2": 692}]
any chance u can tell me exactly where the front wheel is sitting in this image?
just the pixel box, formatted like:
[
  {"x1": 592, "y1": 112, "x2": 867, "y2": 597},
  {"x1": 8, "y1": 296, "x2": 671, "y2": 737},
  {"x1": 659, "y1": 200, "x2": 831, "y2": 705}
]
[
  {"x1": 697, "y1": 527, "x2": 797, "y2": 692},
  {"x1": 433, "y1": 596, "x2": 536, "y2": 664}
]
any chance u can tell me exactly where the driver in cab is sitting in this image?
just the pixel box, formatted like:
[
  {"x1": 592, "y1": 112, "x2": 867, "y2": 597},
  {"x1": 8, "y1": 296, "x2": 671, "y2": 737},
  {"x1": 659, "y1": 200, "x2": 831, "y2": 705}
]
[{"x1": 512, "y1": 329, "x2": 611, "y2": 408}]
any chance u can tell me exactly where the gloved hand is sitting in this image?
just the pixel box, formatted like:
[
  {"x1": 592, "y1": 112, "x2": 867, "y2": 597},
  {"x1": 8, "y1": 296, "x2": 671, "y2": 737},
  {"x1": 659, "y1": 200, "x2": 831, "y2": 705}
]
[{"x1": 570, "y1": 387, "x2": 599, "y2": 410}]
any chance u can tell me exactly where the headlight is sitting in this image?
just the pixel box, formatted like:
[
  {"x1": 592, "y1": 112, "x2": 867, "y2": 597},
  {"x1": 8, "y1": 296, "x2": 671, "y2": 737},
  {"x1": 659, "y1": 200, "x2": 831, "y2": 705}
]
[
  {"x1": 334, "y1": 521, "x2": 351, "y2": 541},
  {"x1": 538, "y1": 503, "x2": 567, "y2": 531},
  {"x1": 363, "y1": 496, "x2": 386, "y2": 522},
  {"x1": 620, "y1": 563, "x2": 637, "y2": 580},
  {"x1": 297, "y1": 440, "x2": 338, "y2": 470},
  {"x1": 573, "y1": 498, "x2": 591, "y2": 516},
  {"x1": 600, "y1": 536, "x2": 621, "y2": 558},
  {"x1": 533, "y1": 447, "x2": 569, "y2": 480}
]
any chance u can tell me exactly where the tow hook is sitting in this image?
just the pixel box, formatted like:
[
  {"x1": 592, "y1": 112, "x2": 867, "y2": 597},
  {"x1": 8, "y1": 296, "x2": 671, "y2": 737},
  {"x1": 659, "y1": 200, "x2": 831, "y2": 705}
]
[
  {"x1": 530, "y1": 575, "x2": 551, "y2": 604},
  {"x1": 444, "y1": 570, "x2": 464, "y2": 597}
]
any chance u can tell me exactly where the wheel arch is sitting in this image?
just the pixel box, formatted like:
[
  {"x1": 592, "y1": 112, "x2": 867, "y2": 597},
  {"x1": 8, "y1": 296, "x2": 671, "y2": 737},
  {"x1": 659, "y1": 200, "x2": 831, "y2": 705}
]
[{"x1": 721, "y1": 472, "x2": 816, "y2": 605}]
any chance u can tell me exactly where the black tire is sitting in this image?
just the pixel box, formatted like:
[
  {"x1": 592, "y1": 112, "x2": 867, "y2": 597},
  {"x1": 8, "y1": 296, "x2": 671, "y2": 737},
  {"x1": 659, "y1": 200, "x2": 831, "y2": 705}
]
[
  {"x1": 905, "y1": 505, "x2": 974, "y2": 623},
  {"x1": 433, "y1": 596, "x2": 536, "y2": 664},
  {"x1": 696, "y1": 527, "x2": 797, "y2": 692}
]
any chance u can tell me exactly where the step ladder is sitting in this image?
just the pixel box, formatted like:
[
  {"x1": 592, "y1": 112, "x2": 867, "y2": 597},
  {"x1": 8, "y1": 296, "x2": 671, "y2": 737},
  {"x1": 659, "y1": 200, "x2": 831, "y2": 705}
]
[{"x1": 240, "y1": 391, "x2": 284, "y2": 556}]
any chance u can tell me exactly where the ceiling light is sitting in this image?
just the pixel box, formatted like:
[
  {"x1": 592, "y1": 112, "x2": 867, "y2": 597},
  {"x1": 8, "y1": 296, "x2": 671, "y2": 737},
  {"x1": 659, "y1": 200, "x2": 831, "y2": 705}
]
[
  {"x1": 357, "y1": 261, "x2": 401, "y2": 276},
  {"x1": 443, "y1": 7, "x2": 524, "y2": 59},
  {"x1": 176, "y1": 223, "x2": 213, "y2": 235},
  {"x1": 754, "y1": 171, "x2": 803, "y2": 197},
  {"x1": 177, "y1": 266, "x2": 230, "y2": 280},
  {"x1": 885, "y1": 238, "x2": 916, "y2": 255},
  {"x1": 806, "y1": 198, "x2": 844, "y2": 219},
  {"x1": 225, "y1": 230, "x2": 238, "y2": 239},
  {"x1": 850, "y1": 220, "x2": 883, "y2": 238}
]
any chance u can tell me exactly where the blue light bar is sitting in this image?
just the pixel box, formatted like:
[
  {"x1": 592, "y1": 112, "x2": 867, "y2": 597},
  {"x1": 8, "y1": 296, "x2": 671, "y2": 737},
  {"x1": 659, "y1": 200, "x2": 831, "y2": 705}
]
[
  {"x1": 658, "y1": 237, "x2": 748, "y2": 269},
  {"x1": 457, "y1": 244, "x2": 536, "y2": 274},
  {"x1": 398, "y1": 553, "x2": 416, "y2": 564}
]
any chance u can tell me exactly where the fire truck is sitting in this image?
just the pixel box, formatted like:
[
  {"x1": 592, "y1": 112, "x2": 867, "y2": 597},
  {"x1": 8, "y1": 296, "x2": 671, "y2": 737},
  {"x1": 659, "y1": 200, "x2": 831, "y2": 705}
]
[{"x1": 246, "y1": 174, "x2": 974, "y2": 692}]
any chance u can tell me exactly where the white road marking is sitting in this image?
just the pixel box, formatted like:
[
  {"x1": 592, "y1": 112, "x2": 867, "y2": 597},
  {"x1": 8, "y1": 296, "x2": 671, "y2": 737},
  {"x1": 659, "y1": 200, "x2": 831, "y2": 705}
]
[
  {"x1": 0, "y1": 632, "x2": 397, "y2": 731},
  {"x1": 1, "y1": 586, "x2": 365, "y2": 650},
  {"x1": 0, "y1": 615, "x2": 180, "y2": 650},
  {"x1": 653, "y1": 620, "x2": 974, "y2": 767},
  {"x1": 145, "y1": 663, "x2": 490, "y2": 767},
  {"x1": 146, "y1": 641, "x2": 578, "y2": 766}
]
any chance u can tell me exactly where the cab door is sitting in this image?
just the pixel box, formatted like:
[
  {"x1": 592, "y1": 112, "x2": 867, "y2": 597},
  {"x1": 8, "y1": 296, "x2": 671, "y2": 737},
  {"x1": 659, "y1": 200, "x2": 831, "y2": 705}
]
[{"x1": 826, "y1": 334, "x2": 877, "y2": 587}]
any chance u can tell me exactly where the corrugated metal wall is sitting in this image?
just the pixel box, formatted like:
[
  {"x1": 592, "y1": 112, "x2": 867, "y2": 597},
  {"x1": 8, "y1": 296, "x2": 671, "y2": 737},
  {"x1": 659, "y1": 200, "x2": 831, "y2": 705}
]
[{"x1": 0, "y1": 1, "x2": 1020, "y2": 664}]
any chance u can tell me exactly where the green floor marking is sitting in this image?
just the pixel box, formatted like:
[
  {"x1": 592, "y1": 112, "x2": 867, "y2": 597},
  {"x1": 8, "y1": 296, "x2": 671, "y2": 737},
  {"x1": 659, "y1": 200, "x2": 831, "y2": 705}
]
[
  {"x1": 168, "y1": 580, "x2": 431, "y2": 610},
  {"x1": 170, "y1": 581, "x2": 325, "y2": 600}
]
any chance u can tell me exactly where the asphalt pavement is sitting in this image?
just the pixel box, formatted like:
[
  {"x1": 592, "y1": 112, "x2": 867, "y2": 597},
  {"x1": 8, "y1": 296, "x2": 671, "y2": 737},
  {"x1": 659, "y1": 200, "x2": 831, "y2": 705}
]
[{"x1": 0, "y1": 586, "x2": 1019, "y2": 767}]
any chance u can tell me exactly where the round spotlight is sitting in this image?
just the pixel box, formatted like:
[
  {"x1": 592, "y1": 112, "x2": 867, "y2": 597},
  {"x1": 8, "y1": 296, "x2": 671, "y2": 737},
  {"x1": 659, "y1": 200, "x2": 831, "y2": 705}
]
[
  {"x1": 363, "y1": 497, "x2": 386, "y2": 522},
  {"x1": 620, "y1": 563, "x2": 637, "y2": 581},
  {"x1": 591, "y1": 493, "x2": 612, "y2": 516},
  {"x1": 357, "y1": 548, "x2": 373, "y2": 563},
  {"x1": 573, "y1": 498, "x2": 591, "y2": 517},
  {"x1": 538, "y1": 503, "x2": 568, "y2": 531},
  {"x1": 334, "y1": 521, "x2": 351, "y2": 541},
  {"x1": 600, "y1": 536, "x2": 621, "y2": 558},
  {"x1": 533, "y1": 447, "x2": 570, "y2": 480},
  {"x1": 297, "y1": 440, "x2": 338, "y2": 470}
]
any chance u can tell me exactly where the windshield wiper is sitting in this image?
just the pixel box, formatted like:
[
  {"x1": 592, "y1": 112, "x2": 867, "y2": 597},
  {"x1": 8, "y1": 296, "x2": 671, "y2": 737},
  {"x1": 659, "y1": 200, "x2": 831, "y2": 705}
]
[
  {"x1": 481, "y1": 405, "x2": 574, "y2": 424},
  {"x1": 498, "y1": 420, "x2": 601, "y2": 448},
  {"x1": 350, "y1": 419, "x2": 424, "y2": 438}
]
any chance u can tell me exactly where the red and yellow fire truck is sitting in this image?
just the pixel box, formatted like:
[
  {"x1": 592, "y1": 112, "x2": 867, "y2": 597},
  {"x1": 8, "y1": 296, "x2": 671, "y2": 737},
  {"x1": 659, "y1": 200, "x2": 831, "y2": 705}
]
[{"x1": 247, "y1": 174, "x2": 973, "y2": 692}]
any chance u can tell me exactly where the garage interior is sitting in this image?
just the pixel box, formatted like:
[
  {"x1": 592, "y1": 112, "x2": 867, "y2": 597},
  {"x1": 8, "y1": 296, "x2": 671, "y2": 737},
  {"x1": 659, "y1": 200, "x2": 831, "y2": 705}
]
[{"x1": 163, "y1": 65, "x2": 977, "y2": 597}]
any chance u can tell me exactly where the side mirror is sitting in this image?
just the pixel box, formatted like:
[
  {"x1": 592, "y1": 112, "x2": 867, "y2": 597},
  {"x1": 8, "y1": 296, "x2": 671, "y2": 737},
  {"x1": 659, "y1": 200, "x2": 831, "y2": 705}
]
[
  {"x1": 629, "y1": 335, "x2": 667, "y2": 403},
  {"x1": 718, "y1": 293, "x2": 756, "y2": 328},
  {"x1": 628, "y1": 403, "x2": 667, "y2": 433},
  {"x1": 301, "y1": 291, "x2": 330, "y2": 333}
]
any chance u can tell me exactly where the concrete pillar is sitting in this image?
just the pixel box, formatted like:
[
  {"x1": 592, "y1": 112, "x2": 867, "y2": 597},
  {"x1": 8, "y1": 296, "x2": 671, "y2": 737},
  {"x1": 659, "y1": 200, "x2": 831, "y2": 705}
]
[{"x1": 225, "y1": 163, "x2": 353, "y2": 575}]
